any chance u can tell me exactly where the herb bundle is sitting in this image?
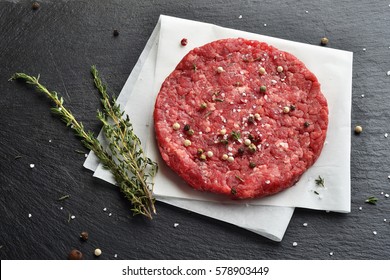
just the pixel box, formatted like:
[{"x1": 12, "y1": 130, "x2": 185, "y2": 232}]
[{"x1": 11, "y1": 66, "x2": 158, "y2": 219}]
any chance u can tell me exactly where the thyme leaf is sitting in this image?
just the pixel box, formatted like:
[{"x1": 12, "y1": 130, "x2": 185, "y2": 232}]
[
  {"x1": 365, "y1": 196, "x2": 378, "y2": 205},
  {"x1": 11, "y1": 67, "x2": 158, "y2": 219},
  {"x1": 315, "y1": 175, "x2": 325, "y2": 187}
]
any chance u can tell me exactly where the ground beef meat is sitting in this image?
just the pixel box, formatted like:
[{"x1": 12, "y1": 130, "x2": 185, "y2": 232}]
[{"x1": 154, "y1": 38, "x2": 328, "y2": 199}]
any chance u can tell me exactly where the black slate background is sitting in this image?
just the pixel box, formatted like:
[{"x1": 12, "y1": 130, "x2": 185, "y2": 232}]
[{"x1": 1, "y1": 0, "x2": 390, "y2": 260}]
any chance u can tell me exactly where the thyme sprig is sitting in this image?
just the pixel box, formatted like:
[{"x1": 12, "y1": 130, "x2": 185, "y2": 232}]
[{"x1": 11, "y1": 68, "x2": 157, "y2": 219}]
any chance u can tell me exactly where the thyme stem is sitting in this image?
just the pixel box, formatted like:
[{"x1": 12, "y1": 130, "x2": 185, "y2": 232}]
[{"x1": 11, "y1": 69, "x2": 157, "y2": 219}]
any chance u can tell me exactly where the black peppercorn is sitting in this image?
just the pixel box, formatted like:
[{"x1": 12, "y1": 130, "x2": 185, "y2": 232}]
[
  {"x1": 113, "y1": 29, "x2": 119, "y2": 37},
  {"x1": 32, "y1": 2, "x2": 40, "y2": 10}
]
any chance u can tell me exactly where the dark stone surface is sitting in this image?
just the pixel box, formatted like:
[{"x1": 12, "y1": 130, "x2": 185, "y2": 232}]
[{"x1": 1, "y1": 0, "x2": 390, "y2": 260}]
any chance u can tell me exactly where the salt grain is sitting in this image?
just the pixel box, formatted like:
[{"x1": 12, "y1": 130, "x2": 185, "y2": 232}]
[
  {"x1": 103, "y1": 207, "x2": 107, "y2": 212},
  {"x1": 292, "y1": 242, "x2": 298, "y2": 247},
  {"x1": 70, "y1": 215, "x2": 76, "y2": 220},
  {"x1": 385, "y1": 133, "x2": 388, "y2": 138},
  {"x1": 238, "y1": 15, "x2": 242, "y2": 19},
  {"x1": 60, "y1": 207, "x2": 63, "y2": 210},
  {"x1": 28, "y1": 213, "x2": 32, "y2": 218},
  {"x1": 173, "y1": 223, "x2": 179, "y2": 228},
  {"x1": 387, "y1": 70, "x2": 390, "y2": 76},
  {"x1": 361, "y1": 94, "x2": 365, "y2": 98},
  {"x1": 362, "y1": 48, "x2": 366, "y2": 51},
  {"x1": 359, "y1": 206, "x2": 363, "y2": 211},
  {"x1": 49, "y1": 139, "x2": 52, "y2": 143},
  {"x1": 114, "y1": 254, "x2": 118, "y2": 258},
  {"x1": 329, "y1": 252, "x2": 334, "y2": 256},
  {"x1": 108, "y1": 213, "x2": 112, "y2": 217},
  {"x1": 263, "y1": 23, "x2": 267, "y2": 27},
  {"x1": 384, "y1": 218, "x2": 387, "y2": 222},
  {"x1": 385, "y1": 194, "x2": 389, "y2": 198},
  {"x1": 303, "y1": 223, "x2": 308, "y2": 227},
  {"x1": 29, "y1": 164, "x2": 35, "y2": 169},
  {"x1": 373, "y1": 231, "x2": 377, "y2": 235}
]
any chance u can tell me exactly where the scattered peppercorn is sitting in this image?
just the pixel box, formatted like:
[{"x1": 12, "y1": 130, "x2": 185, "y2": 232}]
[
  {"x1": 304, "y1": 121, "x2": 310, "y2": 128},
  {"x1": 290, "y1": 105, "x2": 296, "y2": 111},
  {"x1": 186, "y1": 129, "x2": 195, "y2": 136},
  {"x1": 283, "y1": 106, "x2": 290, "y2": 113},
  {"x1": 199, "y1": 154, "x2": 207, "y2": 161},
  {"x1": 237, "y1": 147, "x2": 245, "y2": 155},
  {"x1": 248, "y1": 143, "x2": 257, "y2": 153},
  {"x1": 113, "y1": 29, "x2": 119, "y2": 37},
  {"x1": 68, "y1": 249, "x2": 83, "y2": 260},
  {"x1": 197, "y1": 148, "x2": 204, "y2": 155},
  {"x1": 320, "y1": 37, "x2": 329, "y2": 46},
  {"x1": 181, "y1": 38, "x2": 188, "y2": 46},
  {"x1": 94, "y1": 248, "x2": 102, "y2": 257},
  {"x1": 354, "y1": 125, "x2": 363, "y2": 134},
  {"x1": 260, "y1": 85, "x2": 267, "y2": 93},
  {"x1": 277, "y1": 66, "x2": 284, "y2": 72},
  {"x1": 231, "y1": 188, "x2": 237, "y2": 195},
  {"x1": 32, "y1": 2, "x2": 40, "y2": 10},
  {"x1": 249, "y1": 162, "x2": 256, "y2": 169},
  {"x1": 80, "y1": 231, "x2": 89, "y2": 241},
  {"x1": 200, "y1": 102, "x2": 207, "y2": 109},
  {"x1": 183, "y1": 124, "x2": 190, "y2": 131},
  {"x1": 247, "y1": 115, "x2": 255, "y2": 124}
]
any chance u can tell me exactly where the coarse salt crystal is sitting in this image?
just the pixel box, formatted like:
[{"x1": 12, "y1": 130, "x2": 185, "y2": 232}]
[
  {"x1": 292, "y1": 242, "x2": 298, "y2": 247},
  {"x1": 60, "y1": 207, "x2": 63, "y2": 210},
  {"x1": 385, "y1": 133, "x2": 388, "y2": 138},
  {"x1": 29, "y1": 164, "x2": 35, "y2": 169},
  {"x1": 108, "y1": 213, "x2": 112, "y2": 217},
  {"x1": 384, "y1": 218, "x2": 387, "y2": 222},
  {"x1": 303, "y1": 223, "x2": 308, "y2": 227},
  {"x1": 49, "y1": 139, "x2": 52, "y2": 143},
  {"x1": 263, "y1": 23, "x2": 267, "y2": 27},
  {"x1": 84, "y1": 154, "x2": 88, "y2": 158},
  {"x1": 385, "y1": 194, "x2": 389, "y2": 198},
  {"x1": 363, "y1": 48, "x2": 366, "y2": 51},
  {"x1": 387, "y1": 71, "x2": 390, "y2": 76},
  {"x1": 373, "y1": 231, "x2": 377, "y2": 235},
  {"x1": 361, "y1": 94, "x2": 365, "y2": 98},
  {"x1": 265, "y1": 180, "x2": 271, "y2": 184},
  {"x1": 173, "y1": 223, "x2": 179, "y2": 228},
  {"x1": 359, "y1": 206, "x2": 363, "y2": 211},
  {"x1": 238, "y1": 15, "x2": 242, "y2": 19},
  {"x1": 70, "y1": 215, "x2": 76, "y2": 220},
  {"x1": 28, "y1": 213, "x2": 32, "y2": 218},
  {"x1": 114, "y1": 254, "x2": 118, "y2": 258},
  {"x1": 103, "y1": 207, "x2": 107, "y2": 212},
  {"x1": 329, "y1": 252, "x2": 334, "y2": 256}
]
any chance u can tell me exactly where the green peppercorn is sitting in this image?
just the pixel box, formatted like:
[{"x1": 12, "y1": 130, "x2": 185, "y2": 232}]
[
  {"x1": 187, "y1": 129, "x2": 195, "y2": 136},
  {"x1": 199, "y1": 154, "x2": 207, "y2": 161},
  {"x1": 197, "y1": 148, "x2": 204, "y2": 155},
  {"x1": 249, "y1": 162, "x2": 256, "y2": 169},
  {"x1": 260, "y1": 85, "x2": 267, "y2": 93},
  {"x1": 200, "y1": 102, "x2": 207, "y2": 109},
  {"x1": 248, "y1": 143, "x2": 257, "y2": 153}
]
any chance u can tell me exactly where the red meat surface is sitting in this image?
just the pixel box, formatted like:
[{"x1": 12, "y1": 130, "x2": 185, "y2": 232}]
[{"x1": 154, "y1": 38, "x2": 328, "y2": 199}]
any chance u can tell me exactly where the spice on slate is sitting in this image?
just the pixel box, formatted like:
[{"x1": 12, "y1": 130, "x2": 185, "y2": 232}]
[
  {"x1": 32, "y1": 2, "x2": 40, "y2": 10},
  {"x1": 320, "y1": 37, "x2": 329, "y2": 46},
  {"x1": 94, "y1": 248, "x2": 102, "y2": 257},
  {"x1": 68, "y1": 249, "x2": 83, "y2": 260},
  {"x1": 80, "y1": 231, "x2": 89, "y2": 241},
  {"x1": 180, "y1": 38, "x2": 188, "y2": 46},
  {"x1": 365, "y1": 196, "x2": 378, "y2": 205},
  {"x1": 354, "y1": 125, "x2": 363, "y2": 134},
  {"x1": 113, "y1": 29, "x2": 119, "y2": 37},
  {"x1": 58, "y1": 194, "x2": 70, "y2": 201}
]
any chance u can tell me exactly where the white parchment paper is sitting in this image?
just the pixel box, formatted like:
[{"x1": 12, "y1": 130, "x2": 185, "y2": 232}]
[{"x1": 85, "y1": 15, "x2": 352, "y2": 241}]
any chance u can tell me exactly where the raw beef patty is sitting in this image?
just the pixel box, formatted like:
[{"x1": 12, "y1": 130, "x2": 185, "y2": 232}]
[{"x1": 154, "y1": 38, "x2": 328, "y2": 199}]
